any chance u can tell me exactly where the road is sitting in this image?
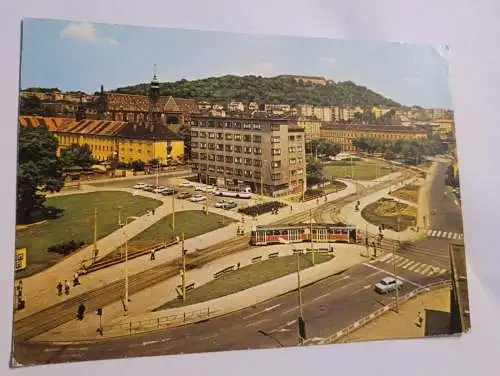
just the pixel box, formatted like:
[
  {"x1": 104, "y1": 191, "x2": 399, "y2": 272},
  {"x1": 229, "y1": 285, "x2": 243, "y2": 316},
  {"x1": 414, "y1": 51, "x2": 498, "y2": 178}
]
[{"x1": 15, "y1": 245, "x2": 449, "y2": 365}]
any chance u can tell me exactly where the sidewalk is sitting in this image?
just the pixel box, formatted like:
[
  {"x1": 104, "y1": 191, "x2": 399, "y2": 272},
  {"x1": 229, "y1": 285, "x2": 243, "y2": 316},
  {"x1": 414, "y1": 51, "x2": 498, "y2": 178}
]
[
  {"x1": 14, "y1": 180, "x2": 359, "y2": 321},
  {"x1": 34, "y1": 243, "x2": 366, "y2": 342},
  {"x1": 338, "y1": 286, "x2": 451, "y2": 343}
]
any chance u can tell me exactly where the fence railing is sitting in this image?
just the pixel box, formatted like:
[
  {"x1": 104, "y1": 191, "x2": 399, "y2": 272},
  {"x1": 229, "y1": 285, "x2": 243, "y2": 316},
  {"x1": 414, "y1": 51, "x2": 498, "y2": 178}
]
[
  {"x1": 100, "y1": 307, "x2": 214, "y2": 338},
  {"x1": 306, "y1": 280, "x2": 451, "y2": 346}
]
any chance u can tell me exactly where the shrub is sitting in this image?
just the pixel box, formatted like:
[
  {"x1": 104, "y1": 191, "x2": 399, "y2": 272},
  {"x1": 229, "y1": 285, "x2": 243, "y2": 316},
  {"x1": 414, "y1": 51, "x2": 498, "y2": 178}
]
[
  {"x1": 238, "y1": 201, "x2": 287, "y2": 217},
  {"x1": 47, "y1": 240, "x2": 85, "y2": 255}
]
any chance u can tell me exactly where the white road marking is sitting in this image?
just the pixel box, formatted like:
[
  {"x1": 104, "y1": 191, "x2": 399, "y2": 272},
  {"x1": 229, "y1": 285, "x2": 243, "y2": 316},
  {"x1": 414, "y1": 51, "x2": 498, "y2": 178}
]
[
  {"x1": 67, "y1": 347, "x2": 88, "y2": 351},
  {"x1": 243, "y1": 304, "x2": 281, "y2": 320},
  {"x1": 44, "y1": 348, "x2": 60, "y2": 353},
  {"x1": 439, "y1": 269, "x2": 448, "y2": 275},
  {"x1": 361, "y1": 263, "x2": 424, "y2": 288},
  {"x1": 442, "y1": 231, "x2": 448, "y2": 238},
  {"x1": 436, "y1": 231, "x2": 443, "y2": 237},
  {"x1": 142, "y1": 340, "x2": 159, "y2": 346},
  {"x1": 454, "y1": 199, "x2": 459, "y2": 206},
  {"x1": 427, "y1": 229, "x2": 433, "y2": 236},
  {"x1": 244, "y1": 318, "x2": 271, "y2": 328},
  {"x1": 408, "y1": 263, "x2": 421, "y2": 271},
  {"x1": 414, "y1": 264, "x2": 428, "y2": 273},
  {"x1": 198, "y1": 333, "x2": 219, "y2": 341},
  {"x1": 396, "y1": 259, "x2": 409, "y2": 267},
  {"x1": 431, "y1": 230, "x2": 437, "y2": 236},
  {"x1": 453, "y1": 233, "x2": 458, "y2": 239},
  {"x1": 447, "y1": 232, "x2": 453, "y2": 239},
  {"x1": 422, "y1": 265, "x2": 433, "y2": 275},
  {"x1": 377, "y1": 253, "x2": 393, "y2": 262},
  {"x1": 403, "y1": 261, "x2": 416, "y2": 269},
  {"x1": 350, "y1": 284, "x2": 372, "y2": 295},
  {"x1": 312, "y1": 292, "x2": 331, "y2": 302}
]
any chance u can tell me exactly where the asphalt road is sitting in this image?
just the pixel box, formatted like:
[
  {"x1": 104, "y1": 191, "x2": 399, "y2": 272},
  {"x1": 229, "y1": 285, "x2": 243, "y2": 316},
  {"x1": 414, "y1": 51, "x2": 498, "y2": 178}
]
[{"x1": 14, "y1": 246, "x2": 449, "y2": 365}]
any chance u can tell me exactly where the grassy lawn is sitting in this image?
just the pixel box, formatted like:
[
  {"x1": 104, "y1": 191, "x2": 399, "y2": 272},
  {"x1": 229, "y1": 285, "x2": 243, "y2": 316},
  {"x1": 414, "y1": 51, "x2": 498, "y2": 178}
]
[
  {"x1": 15, "y1": 192, "x2": 162, "y2": 278},
  {"x1": 390, "y1": 185, "x2": 420, "y2": 204},
  {"x1": 324, "y1": 160, "x2": 394, "y2": 181},
  {"x1": 361, "y1": 197, "x2": 417, "y2": 231},
  {"x1": 113, "y1": 210, "x2": 236, "y2": 251},
  {"x1": 154, "y1": 253, "x2": 333, "y2": 310}
]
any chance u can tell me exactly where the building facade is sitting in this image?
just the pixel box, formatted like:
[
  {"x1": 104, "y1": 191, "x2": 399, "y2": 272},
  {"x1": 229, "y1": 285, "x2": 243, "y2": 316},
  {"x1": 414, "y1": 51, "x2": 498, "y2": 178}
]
[
  {"x1": 294, "y1": 116, "x2": 322, "y2": 143},
  {"x1": 19, "y1": 116, "x2": 184, "y2": 163},
  {"x1": 190, "y1": 116, "x2": 306, "y2": 195},
  {"x1": 320, "y1": 124, "x2": 427, "y2": 152}
]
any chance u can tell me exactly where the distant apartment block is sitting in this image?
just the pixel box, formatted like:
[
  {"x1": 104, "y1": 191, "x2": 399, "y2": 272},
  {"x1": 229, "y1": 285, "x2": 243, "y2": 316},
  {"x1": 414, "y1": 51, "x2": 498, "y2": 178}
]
[
  {"x1": 190, "y1": 116, "x2": 307, "y2": 195},
  {"x1": 277, "y1": 75, "x2": 332, "y2": 86}
]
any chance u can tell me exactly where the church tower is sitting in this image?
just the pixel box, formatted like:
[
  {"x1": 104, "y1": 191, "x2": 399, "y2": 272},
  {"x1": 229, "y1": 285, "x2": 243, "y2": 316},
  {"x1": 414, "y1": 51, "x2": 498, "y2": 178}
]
[{"x1": 148, "y1": 64, "x2": 161, "y2": 128}]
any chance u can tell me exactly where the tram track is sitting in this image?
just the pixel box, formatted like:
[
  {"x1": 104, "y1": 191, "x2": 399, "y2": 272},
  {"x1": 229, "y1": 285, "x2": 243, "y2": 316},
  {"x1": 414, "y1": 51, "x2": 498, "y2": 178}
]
[{"x1": 15, "y1": 171, "x2": 414, "y2": 343}]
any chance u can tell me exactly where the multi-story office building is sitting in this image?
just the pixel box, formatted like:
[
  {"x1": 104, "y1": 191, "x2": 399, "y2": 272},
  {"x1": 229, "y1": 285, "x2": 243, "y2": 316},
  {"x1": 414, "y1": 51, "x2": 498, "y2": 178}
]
[{"x1": 190, "y1": 116, "x2": 307, "y2": 195}]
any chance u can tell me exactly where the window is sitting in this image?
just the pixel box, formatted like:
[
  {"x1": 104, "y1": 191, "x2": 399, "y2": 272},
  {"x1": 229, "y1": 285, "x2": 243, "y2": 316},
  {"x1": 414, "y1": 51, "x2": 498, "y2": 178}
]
[
  {"x1": 234, "y1": 134, "x2": 241, "y2": 141},
  {"x1": 254, "y1": 159, "x2": 262, "y2": 167},
  {"x1": 208, "y1": 154, "x2": 215, "y2": 161},
  {"x1": 253, "y1": 147, "x2": 262, "y2": 155},
  {"x1": 271, "y1": 124, "x2": 281, "y2": 131},
  {"x1": 208, "y1": 143, "x2": 215, "y2": 150},
  {"x1": 271, "y1": 136, "x2": 280, "y2": 143},
  {"x1": 297, "y1": 146, "x2": 303, "y2": 153},
  {"x1": 244, "y1": 146, "x2": 253, "y2": 154},
  {"x1": 244, "y1": 158, "x2": 253, "y2": 166},
  {"x1": 243, "y1": 123, "x2": 252, "y2": 129},
  {"x1": 216, "y1": 144, "x2": 224, "y2": 151},
  {"x1": 271, "y1": 148, "x2": 281, "y2": 156},
  {"x1": 272, "y1": 161, "x2": 281, "y2": 169},
  {"x1": 271, "y1": 173, "x2": 282, "y2": 180},
  {"x1": 216, "y1": 166, "x2": 224, "y2": 173},
  {"x1": 243, "y1": 134, "x2": 251, "y2": 142},
  {"x1": 244, "y1": 170, "x2": 253, "y2": 177},
  {"x1": 253, "y1": 123, "x2": 262, "y2": 130},
  {"x1": 192, "y1": 142, "x2": 199, "y2": 148},
  {"x1": 235, "y1": 145, "x2": 242, "y2": 153},
  {"x1": 235, "y1": 168, "x2": 243, "y2": 176},
  {"x1": 289, "y1": 158, "x2": 296, "y2": 165},
  {"x1": 289, "y1": 135, "x2": 295, "y2": 141},
  {"x1": 208, "y1": 165, "x2": 216, "y2": 172},
  {"x1": 296, "y1": 135, "x2": 303, "y2": 141},
  {"x1": 191, "y1": 131, "x2": 199, "y2": 137},
  {"x1": 254, "y1": 171, "x2": 261, "y2": 179},
  {"x1": 199, "y1": 142, "x2": 207, "y2": 149},
  {"x1": 199, "y1": 153, "x2": 207, "y2": 160},
  {"x1": 225, "y1": 145, "x2": 233, "y2": 152},
  {"x1": 216, "y1": 155, "x2": 224, "y2": 162},
  {"x1": 253, "y1": 135, "x2": 262, "y2": 143},
  {"x1": 288, "y1": 147, "x2": 295, "y2": 153},
  {"x1": 225, "y1": 167, "x2": 233, "y2": 174},
  {"x1": 199, "y1": 132, "x2": 207, "y2": 138},
  {"x1": 225, "y1": 134, "x2": 233, "y2": 140},
  {"x1": 225, "y1": 156, "x2": 233, "y2": 163},
  {"x1": 234, "y1": 157, "x2": 242, "y2": 164},
  {"x1": 208, "y1": 132, "x2": 215, "y2": 139},
  {"x1": 217, "y1": 133, "x2": 224, "y2": 140}
]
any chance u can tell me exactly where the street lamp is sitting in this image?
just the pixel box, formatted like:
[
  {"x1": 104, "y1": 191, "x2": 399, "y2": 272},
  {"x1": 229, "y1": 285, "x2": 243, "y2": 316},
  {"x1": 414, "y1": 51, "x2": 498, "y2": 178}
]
[
  {"x1": 121, "y1": 215, "x2": 139, "y2": 313},
  {"x1": 295, "y1": 249, "x2": 307, "y2": 345}
]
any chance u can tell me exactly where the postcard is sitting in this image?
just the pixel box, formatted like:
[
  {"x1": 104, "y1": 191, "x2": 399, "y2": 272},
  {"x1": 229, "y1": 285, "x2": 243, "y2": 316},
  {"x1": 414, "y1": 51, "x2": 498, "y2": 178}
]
[{"x1": 11, "y1": 18, "x2": 470, "y2": 367}]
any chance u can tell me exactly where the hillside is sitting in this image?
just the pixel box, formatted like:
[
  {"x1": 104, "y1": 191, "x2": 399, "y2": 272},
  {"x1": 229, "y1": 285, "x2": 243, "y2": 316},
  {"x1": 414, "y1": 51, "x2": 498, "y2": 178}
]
[{"x1": 114, "y1": 75, "x2": 401, "y2": 107}]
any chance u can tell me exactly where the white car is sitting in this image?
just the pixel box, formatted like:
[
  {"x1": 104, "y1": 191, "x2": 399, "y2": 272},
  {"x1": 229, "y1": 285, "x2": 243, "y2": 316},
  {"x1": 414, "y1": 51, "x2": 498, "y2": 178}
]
[
  {"x1": 133, "y1": 183, "x2": 148, "y2": 189},
  {"x1": 374, "y1": 277, "x2": 403, "y2": 294},
  {"x1": 153, "y1": 186, "x2": 167, "y2": 193},
  {"x1": 189, "y1": 194, "x2": 206, "y2": 202},
  {"x1": 215, "y1": 200, "x2": 226, "y2": 208},
  {"x1": 194, "y1": 185, "x2": 206, "y2": 192},
  {"x1": 179, "y1": 181, "x2": 194, "y2": 187}
]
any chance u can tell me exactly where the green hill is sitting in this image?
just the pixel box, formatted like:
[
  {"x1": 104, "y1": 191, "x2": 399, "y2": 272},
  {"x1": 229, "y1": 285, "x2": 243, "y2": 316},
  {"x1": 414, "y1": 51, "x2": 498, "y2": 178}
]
[{"x1": 114, "y1": 75, "x2": 401, "y2": 108}]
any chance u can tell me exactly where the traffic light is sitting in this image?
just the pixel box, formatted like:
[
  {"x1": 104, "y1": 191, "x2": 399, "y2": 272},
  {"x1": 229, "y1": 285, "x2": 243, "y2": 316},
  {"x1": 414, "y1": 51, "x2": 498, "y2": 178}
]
[
  {"x1": 97, "y1": 308, "x2": 103, "y2": 316},
  {"x1": 298, "y1": 316, "x2": 306, "y2": 340}
]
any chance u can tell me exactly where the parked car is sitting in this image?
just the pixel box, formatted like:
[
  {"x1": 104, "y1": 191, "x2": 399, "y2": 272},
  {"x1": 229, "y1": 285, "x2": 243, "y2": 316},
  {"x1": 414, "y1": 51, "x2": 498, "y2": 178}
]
[
  {"x1": 194, "y1": 185, "x2": 206, "y2": 192},
  {"x1": 189, "y1": 194, "x2": 206, "y2": 202},
  {"x1": 153, "y1": 186, "x2": 167, "y2": 193},
  {"x1": 222, "y1": 201, "x2": 237, "y2": 210},
  {"x1": 179, "y1": 181, "x2": 194, "y2": 187},
  {"x1": 215, "y1": 200, "x2": 227, "y2": 208},
  {"x1": 177, "y1": 192, "x2": 192, "y2": 199},
  {"x1": 374, "y1": 277, "x2": 403, "y2": 294},
  {"x1": 160, "y1": 188, "x2": 177, "y2": 196},
  {"x1": 142, "y1": 184, "x2": 155, "y2": 192},
  {"x1": 133, "y1": 182, "x2": 148, "y2": 189}
]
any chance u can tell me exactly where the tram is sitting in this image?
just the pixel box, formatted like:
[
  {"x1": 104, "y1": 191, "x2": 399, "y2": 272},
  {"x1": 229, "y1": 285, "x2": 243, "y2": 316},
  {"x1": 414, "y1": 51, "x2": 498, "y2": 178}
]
[{"x1": 250, "y1": 223, "x2": 357, "y2": 246}]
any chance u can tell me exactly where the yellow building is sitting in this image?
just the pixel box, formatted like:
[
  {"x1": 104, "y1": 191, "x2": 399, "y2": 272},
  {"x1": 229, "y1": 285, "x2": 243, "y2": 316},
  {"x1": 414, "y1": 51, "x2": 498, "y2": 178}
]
[
  {"x1": 372, "y1": 106, "x2": 382, "y2": 119},
  {"x1": 19, "y1": 116, "x2": 184, "y2": 164},
  {"x1": 294, "y1": 116, "x2": 322, "y2": 142},
  {"x1": 432, "y1": 119, "x2": 455, "y2": 138},
  {"x1": 320, "y1": 124, "x2": 427, "y2": 152}
]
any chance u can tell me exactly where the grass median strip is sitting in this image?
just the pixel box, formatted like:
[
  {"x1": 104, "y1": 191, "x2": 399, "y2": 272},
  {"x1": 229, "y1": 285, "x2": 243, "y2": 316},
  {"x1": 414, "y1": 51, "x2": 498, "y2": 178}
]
[
  {"x1": 324, "y1": 160, "x2": 394, "y2": 181},
  {"x1": 153, "y1": 253, "x2": 333, "y2": 311}
]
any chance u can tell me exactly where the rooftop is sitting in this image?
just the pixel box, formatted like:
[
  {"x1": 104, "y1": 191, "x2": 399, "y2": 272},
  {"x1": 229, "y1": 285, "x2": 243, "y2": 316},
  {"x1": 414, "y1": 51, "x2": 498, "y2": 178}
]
[
  {"x1": 18, "y1": 116, "x2": 67, "y2": 132},
  {"x1": 104, "y1": 93, "x2": 199, "y2": 114},
  {"x1": 321, "y1": 123, "x2": 427, "y2": 133}
]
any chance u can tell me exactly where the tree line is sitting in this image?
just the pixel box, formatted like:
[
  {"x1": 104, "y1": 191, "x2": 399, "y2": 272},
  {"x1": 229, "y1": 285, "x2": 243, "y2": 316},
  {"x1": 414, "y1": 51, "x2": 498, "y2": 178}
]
[{"x1": 115, "y1": 75, "x2": 401, "y2": 108}]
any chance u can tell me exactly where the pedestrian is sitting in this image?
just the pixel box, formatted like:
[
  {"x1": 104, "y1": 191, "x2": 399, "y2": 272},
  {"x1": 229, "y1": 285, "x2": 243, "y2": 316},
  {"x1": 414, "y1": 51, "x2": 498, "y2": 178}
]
[
  {"x1": 290, "y1": 205, "x2": 293, "y2": 213},
  {"x1": 16, "y1": 280, "x2": 23, "y2": 297},
  {"x1": 237, "y1": 262, "x2": 241, "y2": 270},
  {"x1": 57, "y1": 281, "x2": 63, "y2": 296},
  {"x1": 77, "y1": 303, "x2": 86, "y2": 321},
  {"x1": 64, "y1": 280, "x2": 70, "y2": 295},
  {"x1": 73, "y1": 271, "x2": 80, "y2": 286},
  {"x1": 152, "y1": 208, "x2": 156, "y2": 215},
  {"x1": 150, "y1": 249, "x2": 156, "y2": 261},
  {"x1": 175, "y1": 235, "x2": 180, "y2": 243}
]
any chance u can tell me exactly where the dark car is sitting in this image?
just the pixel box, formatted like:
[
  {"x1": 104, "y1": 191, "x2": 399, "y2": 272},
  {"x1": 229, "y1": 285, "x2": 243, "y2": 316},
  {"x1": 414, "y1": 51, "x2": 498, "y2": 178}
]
[
  {"x1": 222, "y1": 201, "x2": 237, "y2": 210},
  {"x1": 160, "y1": 188, "x2": 177, "y2": 196},
  {"x1": 177, "y1": 192, "x2": 192, "y2": 199}
]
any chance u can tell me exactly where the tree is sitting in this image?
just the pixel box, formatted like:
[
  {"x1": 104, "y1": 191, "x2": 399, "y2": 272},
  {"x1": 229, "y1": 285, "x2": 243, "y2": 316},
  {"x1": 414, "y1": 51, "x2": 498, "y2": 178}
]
[
  {"x1": 178, "y1": 124, "x2": 191, "y2": 160},
  {"x1": 17, "y1": 125, "x2": 64, "y2": 224},
  {"x1": 306, "y1": 156, "x2": 324, "y2": 186},
  {"x1": 130, "y1": 160, "x2": 145, "y2": 172},
  {"x1": 60, "y1": 143, "x2": 95, "y2": 169},
  {"x1": 309, "y1": 139, "x2": 341, "y2": 158}
]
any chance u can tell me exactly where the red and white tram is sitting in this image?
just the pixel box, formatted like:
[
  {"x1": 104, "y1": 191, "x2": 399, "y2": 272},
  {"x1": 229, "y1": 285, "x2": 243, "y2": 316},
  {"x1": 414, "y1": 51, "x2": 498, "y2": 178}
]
[{"x1": 250, "y1": 223, "x2": 357, "y2": 246}]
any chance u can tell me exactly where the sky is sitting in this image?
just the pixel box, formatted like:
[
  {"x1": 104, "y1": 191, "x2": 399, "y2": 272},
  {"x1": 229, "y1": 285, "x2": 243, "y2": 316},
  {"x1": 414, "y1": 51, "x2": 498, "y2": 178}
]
[{"x1": 20, "y1": 18, "x2": 453, "y2": 109}]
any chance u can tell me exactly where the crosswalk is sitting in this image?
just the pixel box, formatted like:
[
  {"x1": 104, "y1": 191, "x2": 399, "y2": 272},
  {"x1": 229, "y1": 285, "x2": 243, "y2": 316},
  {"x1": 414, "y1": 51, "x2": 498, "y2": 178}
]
[
  {"x1": 427, "y1": 229, "x2": 464, "y2": 240},
  {"x1": 373, "y1": 252, "x2": 448, "y2": 277}
]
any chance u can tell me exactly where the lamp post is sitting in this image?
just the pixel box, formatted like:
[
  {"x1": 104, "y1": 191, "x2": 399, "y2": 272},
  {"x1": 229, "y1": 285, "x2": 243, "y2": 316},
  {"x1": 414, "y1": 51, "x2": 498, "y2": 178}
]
[
  {"x1": 393, "y1": 216, "x2": 401, "y2": 313},
  {"x1": 122, "y1": 215, "x2": 139, "y2": 313},
  {"x1": 296, "y1": 251, "x2": 306, "y2": 345}
]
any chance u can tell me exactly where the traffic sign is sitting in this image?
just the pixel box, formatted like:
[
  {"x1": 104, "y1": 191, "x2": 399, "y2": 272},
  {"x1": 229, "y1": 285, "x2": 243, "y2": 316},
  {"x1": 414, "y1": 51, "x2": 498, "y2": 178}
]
[{"x1": 15, "y1": 248, "x2": 27, "y2": 271}]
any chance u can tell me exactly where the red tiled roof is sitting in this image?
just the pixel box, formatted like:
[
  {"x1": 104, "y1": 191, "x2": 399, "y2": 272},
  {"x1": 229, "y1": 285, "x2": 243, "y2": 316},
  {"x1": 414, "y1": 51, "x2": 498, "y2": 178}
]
[
  {"x1": 18, "y1": 116, "x2": 65, "y2": 131},
  {"x1": 105, "y1": 93, "x2": 199, "y2": 114},
  {"x1": 57, "y1": 118, "x2": 127, "y2": 136}
]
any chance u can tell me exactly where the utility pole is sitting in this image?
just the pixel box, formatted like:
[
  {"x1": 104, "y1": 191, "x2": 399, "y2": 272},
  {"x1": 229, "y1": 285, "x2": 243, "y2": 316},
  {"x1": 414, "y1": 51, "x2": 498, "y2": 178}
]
[
  {"x1": 296, "y1": 252, "x2": 305, "y2": 345},
  {"x1": 172, "y1": 194, "x2": 175, "y2": 232},
  {"x1": 181, "y1": 232, "x2": 186, "y2": 303},
  {"x1": 205, "y1": 194, "x2": 208, "y2": 215},
  {"x1": 393, "y1": 216, "x2": 400, "y2": 313},
  {"x1": 309, "y1": 209, "x2": 315, "y2": 265},
  {"x1": 365, "y1": 223, "x2": 369, "y2": 258},
  {"x1": 260, "y1": 160, "x2": 264, "y2": 201},
  {"x1": 92, "y1": 208, "x2": 98, "y2": 262},
  {"x1": 350, "y1": 154, "x2": 354, "y2": 179},
  {"x1": 118, "y1": 206, "x2": 123, "y2": 259},
  {"x1": 125, "y1": 230, "x2": 129, "y2": 312}
]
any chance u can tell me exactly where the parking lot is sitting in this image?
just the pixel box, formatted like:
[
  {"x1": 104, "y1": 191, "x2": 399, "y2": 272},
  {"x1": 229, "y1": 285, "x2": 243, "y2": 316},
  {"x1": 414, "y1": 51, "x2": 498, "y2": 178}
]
[{"x1": 94, "y1": 176, "x2": 260, "y2": 213}]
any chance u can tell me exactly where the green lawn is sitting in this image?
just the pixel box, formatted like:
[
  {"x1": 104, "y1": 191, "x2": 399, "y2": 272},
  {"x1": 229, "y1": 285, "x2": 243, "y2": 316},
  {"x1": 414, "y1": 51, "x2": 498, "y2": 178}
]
[
  {"x1": 361, "y1": 198, "x2": 417, "y2": 231},
  {"x1": 323, "y1": 160, "x2": 394, "y2": 180},
  {"x1": 15, "y1": 191, "x2": 162, "y2": 278},
  {"x1": 153, "y1": 253, "x2": 333, "y2": 311},
  {"x1": 129, "y1": 210, "x2": 237, "y2": 247}
]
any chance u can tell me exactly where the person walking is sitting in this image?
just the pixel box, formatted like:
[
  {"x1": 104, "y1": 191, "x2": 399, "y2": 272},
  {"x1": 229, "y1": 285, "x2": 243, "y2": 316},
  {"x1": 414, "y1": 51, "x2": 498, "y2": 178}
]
[
  {"x1": 290, "y1": 205, "x2": 293, "y2": 213},
  {"x1": 150, "y1": 248, "x2": 156, "y2": 261},
  {"x1": 152, "y1": 208, "x2": 156, "y2": 215},
  {"x1": 64, "y1": 280, "x2": 70, "y2": 295},
  {"x1": 57, "y1": 281, "x2": 63, "y2": 296},
  {"x1": 16, "y1": 280, "x2": 23, "y2": 298},
  {"x1": 77, "y1": 303, "x2": 86, "y2": 321},
  {"x1": 73, "y1": 271, "x2": 80, "y2": 286}
]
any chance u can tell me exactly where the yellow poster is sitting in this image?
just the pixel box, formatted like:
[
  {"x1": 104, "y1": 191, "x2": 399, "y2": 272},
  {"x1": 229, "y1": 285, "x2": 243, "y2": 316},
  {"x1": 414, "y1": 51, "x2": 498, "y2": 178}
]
[{"x1": 15, "y1": 248, "x2": 27, "y2": 271}]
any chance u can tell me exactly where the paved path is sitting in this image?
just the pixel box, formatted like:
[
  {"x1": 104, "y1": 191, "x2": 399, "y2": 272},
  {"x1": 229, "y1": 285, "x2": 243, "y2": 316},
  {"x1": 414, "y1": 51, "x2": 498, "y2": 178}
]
[
  {"x1": 34, "y1": 244, "x2": 366, "y2": 341},
  {"x1": 338, "y1": 286, "x2": 451, "y2": 342},
  {"x1": 14, "y1": 179, "x2": 359, "y2": 321}
]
